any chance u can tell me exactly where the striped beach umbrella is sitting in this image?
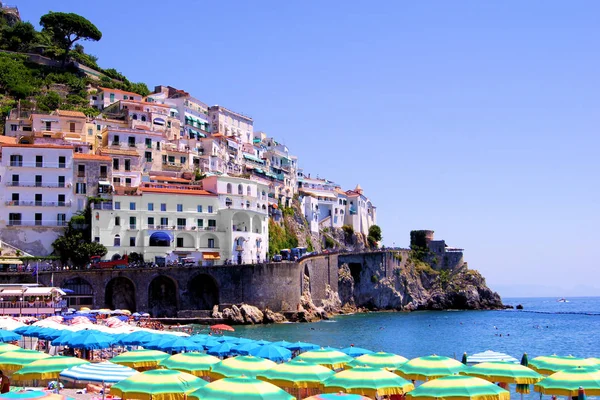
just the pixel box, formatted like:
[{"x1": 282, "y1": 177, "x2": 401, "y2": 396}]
[
  {"x1": 295, "y1": 349, "x2": 354, "y2": 370},
  {"x1": 534, "y1": 366, "x2": 600, "y2": 396},
  {"x1": 0, "y1": 349, "x2": 52, "y2": 373},
  {"x1": 587, "y1": 358, "x2": 600, "y2": 366},
  {"x1": 60, "y1": 361, "x2": 138, "y2": 384},
  {"x1": 340, "y1": 347, "x2": 373, "y2": 358},
  {"x1": 210, "y1": 355, "x2": 277, "y2": 379},
  {"x1": 461, "y1": 361, "x2": 543, "y2": 384},
  {"x1": 111, "y1": 349, "x2": 170, "y2": 369},
  {"x1": 159, "y1": 353, "x2": 220, "y2": 377},
  {"x1": 0, "y1": 343, "x2": 20, "y2": 353},
  {"x1": 189, "y1": 376, "x2": 294, "y2": 400},
  {"x1": 346, "y1": 352, "x2": 408, "y2": 371},
  {"x1": 250, "y1": 345, "x2": 292, "y2": 363},
  {"x1": 257, "y1": 359, "x2": 335, "y2": 389},
  {"x1": 467, "y1": 350, "x2": 519, "y2": 364},
  {"x1": 323, "y1": 366, "x2": 414, "y2": 397},
  {"x1": 529, "y1": 355, "x2": 598, "y2": 375},
  {"x1": 13, "y1": 356, "x2": 89, "y2": 380},
  {"x1": 397, "y1": 355, "x2": 466, "y2": 381},
  {"x1": 406, "y1": 375, "x2": 510, "y2": 400},
  {"x1": 0, "y1": 391, "x2": 72, "y2": 400},
  {"x1": 111, "y1": 369, "x2": 206, "y2": 400},
  {"x1": 516, "y1": 353, "x2": 530, "y2": 394},
  {"x1": 304, "y1": 394, "x2": 370, "y2": 400}
]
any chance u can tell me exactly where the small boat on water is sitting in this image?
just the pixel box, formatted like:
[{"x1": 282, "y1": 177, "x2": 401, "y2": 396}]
[{"x1": 557, "y1": 298, "x2": 569, "y2": 303}]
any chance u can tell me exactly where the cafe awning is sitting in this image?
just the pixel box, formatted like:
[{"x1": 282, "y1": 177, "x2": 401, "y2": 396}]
[
  {"x1": 0, "y1": 289, "x2": 24, "y2": 295},
  {"x1": 0, "y1": 259, "x2": 22, "y2": 265},
  {"x1": 24, "y1": 287, "x2": 66, "y2": 296},
  {"x1": 202, "y1": 252, "x2": 221, "y2": 260},
  {"x1": 98, "y1": 181, "x2": 110, "y2": 186}
]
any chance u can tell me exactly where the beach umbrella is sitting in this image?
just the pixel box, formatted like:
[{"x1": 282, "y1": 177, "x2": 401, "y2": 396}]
[
  {"x1": 0, "y1": 343, "x2": 19, "y2": 353},
  {"x1": 111, "y1": 349, "x2": 170, "y2": 369},
  {"x1": 111, "y1": 369, "x2": 206, "y2": 400},
  {"x1": 285, "y1": 341, "x2": 320, "y2": 352},
  {"x1": 215, "y1": 335, "x2": 240, "y2": 343},
  {"x1": 461, "y1": 361, "x2": 543, "y2": 384},
  {"x1": 0, "y1": 391, "x2": 72, "y2": 400},
  {"x1": 12, "y1": 356, "x2": 89, "y2": 380},
  {"x1": 396, "y1": 355, "x2": 466, "y2": 381},
  {"x1": 587, "y1": 358, "x2": 600, "y2": 366},
  {"x1": 250, "y1": 345, "x2": 292, "y2": 363},
  {"x1": 461, "y1": 352, "x2": 468, "y2": 365},
  {"x1": 233, "y1": 342, "x2": 263, "y2": 356},
  {"x1": 209, "y1": 355, "x2": 277, "y2": 379},
  {"x1": 60, "y1": 361, "x2": 138, "y2": 384},
  {"x1": 189, "y1": 334, "x2": 210, "y2": 343},
  {"x1": 406, "y1": 375, "x2": 510, "y2": 400},
  {"x1": 157, "y1": 337, "x2": 203, "y2": 353},
  {"x1": 516, "y1": 353, "x2": 530, "y2": 394},
  {"x1": 346, "y1": 351, "x2": 408, "y2": 371},
  {"x1": 257, "y1": 359, "x2": 335, "y2": 389},
  {"x1": 0, "y1": 349, "x2": 52, "y2": 372},
  {"x1": 467, "y1": 350, "x2": 519, "y2": 364},
  {"x1": 304, "y1": 394, "x2": 371, "y2": 400},
  {"x1": 68, "y1": 331, "x2": 116, "y2": 350},
  {"x1": 207, "y1": 342, "x2": 237, "y2": 358},
  {"x1": 323, "y1": 366, "x2": 414, "y2": 397},
  {"x1": 529, "y1": 355, "x2": 598, "y2": 375},
  {"x1": 295, "y1": 348, "x2": 354, "y2": 369},
  {"x1": 340, "y1": 347, "x2": 373, "y2": 358},
  {"x1": 0, "y1": 330, "x2": 20, "y2": 343},
  {"x1": 37, "y1": 328, "x2": 63, "y2": 341},
  {"x1": 50, "y1": 331, "x2": 77, "y2": 347},
  {"x1": 159, "y1": 353, "x2": 220, "y2": 377},
  {"x1": 271, "y1": 340, "x2": 293, "y2": 348},
  {"x1": 119, "y1": 330, "x2": 157, "y2": 346},
  {"x1": 255, "y1": 340, "x2": 272, "y2": 346},
  {"x1": 189, "y1": 376, "x2": 294, "y2": 400},
  {"x1": 534, "y1": 366, "x2": 600, "y2": 396},
  {"x1": 12, "y1": 326, "x2": 30, "y2": 336}
]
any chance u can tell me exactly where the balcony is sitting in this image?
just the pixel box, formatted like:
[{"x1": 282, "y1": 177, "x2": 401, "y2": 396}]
[
  {"x1": 5, "y1": 182, "x2": 67, "y2": 188},
  {"x1": 162, "y1": 162, "x2": 184, "y2": 171},
  {"x1": 7, "y1": 220, "x2": 68, "y2": 227},
  {"x1": 5, "y1": 201, "x2": 71, "y2": 207},
  {"x1": 128, "y1": 224, "x2": 138, "y2": 230},
  {"x1": 93, "y1": 202, "x2": 113, "y2": 210},
  {"x1": 8, "y1": 162, "x2": 70, "y2": 168}
]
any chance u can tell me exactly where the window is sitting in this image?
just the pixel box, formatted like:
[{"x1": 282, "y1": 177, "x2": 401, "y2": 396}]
[
  {"x1": 197, "y1": 205, "x2": 202, "y2": 213},
  {"x1": 114, "y1": 201, "x2": 121, "y2": 210},
  {"x1": 176, "y1": 237, "x2": 184, "y2": 247},
  {"x1": 208, "y1": 205, "x2": 213, "y2": 213},
  {"x1": 45, "y1": 121, "x2": 52, "y2": 131},
  {"x1": 36, "y1": 155, "x2": 43, "y2": 168},
  {"x1": 88, "y1": 128, "x2": 93, "y2": 136},
  {"x1": 9, "y1": 155, "x2": 22, "y2": 167},
  {"x1": 226, "y1": 183, "x2": 232, "y2": 194},
  {"x1": 145, "y1": 138, "x2": 152, "y2": 148},
  {"x1": 113, "y1": 177, "x2": 121, "y2": 185},
  {"x1": 147, "y1": 216, "x2": 155, "y2": 227},
  {"x1": 58, "y1": 194, "x2": 65, "y2": 206},
  {"x1": 247, "y1": 186, "x2": 251, "y2": 196},
  {"x1": 10, "y1": 124, "x2": 17, "y2": 132},
  {"x1": 129, "y1": 202, "x2": 136, "y2": 210},
  {"x1": 177, "y1": 218, "x2": 186, "y2": 228},
  {"x1": 180, "y1": 156, "x2": 186, "y2": 164},
  {"x1": 110, "y1": 93, "x2": 115, "y2": 102},
  {"x1": 11, "y1": 175, "x2": 18, "y2": 186},
  {"x1": 129, "y1": 216, "x2": 136, "y2": 229},
  {"x1": 238, "y1": 184, "x2": 243, "y2": 194},
  {"x1": 100, "y1": 166, "x2": 107, "y2": 178},
  {"x1": 128, "y1": 137, "x2": 135, "y2": 147},
  {"x1": 113, "y1": 158, "x2": 119, "y2": 170},
  {"x1": 57, "y1": 213, "x2": 66, "y2": 226},
  {"x1": 208, "y1": 238, "x2": 215, "y2": 248},
  {"x1": 125, "y1": 178, "x2": 131, "y2": 186},
  {"x1": 129, "y1": 237, "x2": 136, "y2": 247},
  {"x1": 208, "y1": 219, "x2": 216, "y2": 227},
  {"x1": 8, "y1": 213, "x2": 21, "y2": 226},
  {"x1": 114, "y1": 235, "x2": 120, "y2": 246},
  {"x1": 177, "y1": 204, "x2": 183, "y2": 212},
  {"x1": 58, "y1": 176, "x2": 65, "y2": 187},
  {"x1": 123, "y1": 95, "x2": 128, "y2": 100},
  {"x1": 145, "y1": 151, "x2": 152, "y2": 162},
  {"x1": 197, "y1": 219, "x2": 204, "y2": 227},
  {"x1": 246, "y1": 200, "x2": 250, "y2": 208},
  {"x1": 35, "y1": 175, "x2": 42, "y2": 187},
  {"x1": 225, "y1": 198, "x2": 232, "y2": 207},
  {"x1": 124, "y1": 159, "x2": 131, "y2": 171},
  {"x1": 141, "y1": 115, "x2": 146, "y2": 122},
  {"x1": 148, "y1": 203, "x2": 154, "y2": 211},
  {"x1": 69, "y1": 122, "x2": 76, "y2": 133},
  {"x1": 11, "y1": 193, "x2": 19, "y2": 202},
  {"x1": 94, "y1": 237, "x2": 100, "y2": 242},
  {"x1": 156, "y1": 142, "x2": 160, "y2": 150},
  {"x1": 75, "y1": 183, "x2": 87, "y2": 194},
  {"x1": 115, "y1": 216, "x2": 121, "y2": 226},
  {"x1": 160, "y1": 217, "x2": 168, "y2": 226},
  {"x1": 78, "y1": 164, "x2": 85, "y2": 176},
  {"x1": 35, "y1": 213, "x2": 42, "y2": 226},
  {"x1": 160, "y1": 203, "x2": 166, "y2": 211},
  {"x1": 58, "y1": 156, "x2": 66, "y2": 168}
]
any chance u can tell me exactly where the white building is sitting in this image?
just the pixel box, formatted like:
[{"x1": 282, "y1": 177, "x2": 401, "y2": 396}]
[
  {"x1": 92, "y1": 176, "x2": 269, "y2": 265},
  {"x1": 344, "y1": 184, "x2": 377, "y2": 236},
  {"x1": 90, "y1": 87, "x2": 142, "y2": 110},
  {"x1": 209, "y1": 105, "x2": 253, "y2": 144}
]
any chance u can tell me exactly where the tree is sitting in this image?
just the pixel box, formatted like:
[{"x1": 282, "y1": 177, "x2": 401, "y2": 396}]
[
  {"x1": 1, "y1": 21, "x2": 37, "y2": 52},
  {"x1": 52, "y1": 229, "x2": 106, "y2": 268},
  {"x1": 39, "y1": 12, "x2": 102, "y2": 65},
  {"x1": 368, "y1": 225, "x2": 382, "y2": 241}
]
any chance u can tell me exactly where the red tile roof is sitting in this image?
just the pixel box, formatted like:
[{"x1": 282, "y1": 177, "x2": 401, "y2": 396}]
[
  {"x1": 1, "y1": 144, "x2": 73, "y2": 149},
  {"x1": 74, "y1": 153, "x2": 112, "y2": 162},
  {"x1": 140, "y1": 187, "x2": 216, "y2": 196},
  {"x1": 98, "y1": 87, "x2": 141, "y2": 97},
  {"x1": 55, "y1": 110, "x2": 86, "y2": 118},
  {"x1": 0, "y1": 136, "x2": 17, "y2": 145},
  {"x1": 150, "y1": 176, "x2": 192, "y2": 183}
]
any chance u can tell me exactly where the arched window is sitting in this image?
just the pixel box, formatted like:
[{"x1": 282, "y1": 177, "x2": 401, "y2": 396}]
[
  {"x1": 141, "y1": 115, "x2": 146, "y2": 122},
  {"x1": 238, "y1": 184, "x2": 243, "y2": 195},
  {"x1": 225, "y1": 197, "x2": 232, "y2": 207},
  {"x1": 262, "y1": 204, "x2": 266, "y2": 210},
  {"x1": 261, "y1": 191, "x2": 266, "y2": 200},
  {"x1": 114, "y1": 235, "x2": 121, "y2": 247},
  {"x1": 247, "y1": 186, "x2": 251, "y2": 196},
  {"x1": 226, "y1": 183, "x2": 232, "y2": 194},
  {"x1": 132, "y1": 114, "x2": 138, "y2": 120}
]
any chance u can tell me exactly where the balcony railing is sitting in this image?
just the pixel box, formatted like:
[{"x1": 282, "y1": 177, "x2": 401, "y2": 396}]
[
  {"x1": 93, "y1": 202, "x2": 113, "y2": 210},
  {"x1": 7, "y1": 220, "x2": 68, "y2": 227},
  {"x1": 128, "y1": 224, "x2": 137, "y2": 230},
  {"x1": 5, "y1": 182, "x2": 67, "y2": 188},
  {"x1": 8, "y1": 162, "x2": 69, "y2": 168},
  {"x1": 146, "y1": 225, "x2": 218, "y2": 231},
  {"x1": 5, "y1": 201, "x2": 71, "y2": 207}
]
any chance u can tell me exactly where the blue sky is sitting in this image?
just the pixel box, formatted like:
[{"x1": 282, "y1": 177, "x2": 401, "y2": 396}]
[{"x1": 21, "y1": 1, "x2": 600, "y2": 297}]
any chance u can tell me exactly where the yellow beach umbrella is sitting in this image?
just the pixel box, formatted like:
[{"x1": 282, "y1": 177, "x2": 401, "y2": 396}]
[
  {"x1": 0, "y1": 349, "x2": 51, "y2": 373},
  {"x1": 111, "y1": 369, "x2": 206, "y2": 400},
  {"x1": 12, "y1": 356, "x2": 89, "y2": 380},
  {"x1": 323, "y1": 366, "x2": 414, "y2": 397}
]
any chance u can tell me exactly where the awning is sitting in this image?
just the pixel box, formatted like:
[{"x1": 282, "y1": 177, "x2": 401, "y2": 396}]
[
  {"x1": 0, "y1": 259, "x2": 22, "y2": 265},
  {"x1": 169, "y1": 108, "x2": 179, "y2": 115},
  {"x1": 98, "y1": 181, "x2": 110, "y2": 186},
  {"x1": 254, "y1": 168, "x2": 264, "y2": 174},
  {"x1": 153, "y1": 118, "x2": 165, "y2": 125},
  {"x1": 227, "y1": 140, "x2": 238, "y2": 149},
  {"x1": 202, "y1": 252, "x2": 221, "y2": 260},
  {"x1": 243, "y1": 153, "x2": 264, "y2": 164},
  {"x1": 0, "y1": 289, "x2": 24, "y2": 295},
  {"x1": 40, "y1": 119, "x2": 59, "y2": 123},
  {"x1": 24, "y1": 287, "x2": 66, "y2": 296}
]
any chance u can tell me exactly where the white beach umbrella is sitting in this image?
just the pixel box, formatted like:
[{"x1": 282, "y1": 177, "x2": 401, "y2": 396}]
[{"x1": 467, "y1": 350, "x2": 519, "y2": 365}]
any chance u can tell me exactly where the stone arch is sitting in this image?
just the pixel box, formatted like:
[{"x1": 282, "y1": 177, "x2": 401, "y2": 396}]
[
  {"x1": 62, "y1": 277, "x2": 94, "y2": 308},
  {"x1": 148, "y1": 275, "x2": 178, "y2": 317},
  {"x1": 105, "y1": 277, "x2": 137, "y2": 311},
  {"x1": 252, "y1": 215, "x2": 262, "y2": 234},
  {"x1": 185, "y1": 273, "x2": 219, "y2": 310},
  {"x1": 18, "y1": 136, "x2": 33, "y2": 145},
  {"x1": 175, "y1": 232, "x2": 194, "y2": 248},
  {"x1": 232, "y1": 211, "x2": 250, "y2": 232}
]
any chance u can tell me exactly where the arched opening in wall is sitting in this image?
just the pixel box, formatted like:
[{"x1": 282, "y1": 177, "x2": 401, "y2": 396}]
[
  {"x1": 252, "y1": 215, "x2": 262, "y2": 234},
  {"x1": 232, "y1": 211, "x2": 250, "y2": 233},
  {"x1": 150, "y1": 232, "x2": 171, "y2": 247},
  {"x1": 302, "y1": 265, "x2": 311, "y2": 296},
  {"x1": 18, "y1": 137, "x2": 33, "y2": 145},
  {"x1": 175, "y1": 232, "x2": 194, "y2": 249},
  {"x1": 111, "y1": 254, "x2": 121, "y2": 261},
  {"x1": 186, "y1": 274, "x2": 219, "y2": 310},
  {"x1": 148, "y1": 275, "x2": 178, "y2": 317},
  {"x1": 105, "y1": 277, "x2": 137, "y2": 311},
  {"x1": 62, "y1": 277, "x2": 94, "y2": 308},
  {"x1": 348, "y1": 263, "x2": 362, "y2": 283}
]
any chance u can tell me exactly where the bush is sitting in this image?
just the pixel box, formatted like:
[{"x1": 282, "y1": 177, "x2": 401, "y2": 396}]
[
  {"x1": 324, "y1": 236, "x2": 335, "y2": 249},
  {"x1": 36, "y1": 91, "x2": 61, "y2": 112},
  {"x1": 342, "y1": 225, "x2": 354, "y2": 243}
]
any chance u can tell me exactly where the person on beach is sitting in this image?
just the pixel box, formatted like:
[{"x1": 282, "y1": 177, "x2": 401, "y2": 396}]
[{"x1": 0, "y1": 370, "x2": 10, "y2": 394}]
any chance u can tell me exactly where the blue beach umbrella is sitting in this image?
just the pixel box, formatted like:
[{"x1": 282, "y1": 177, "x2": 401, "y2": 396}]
[
  {"x1": 272, "y1": 340, "x2": 293, "y2": 348},
  {"x1": 60, "y1": 360, "x2": 138, "y2": 384},
  {"x1": 68, "y1": 331, "x2": 116, "y2": 350},
  {"x1": 12, "y1": 326, "x2": 30, "y2": 336},
  {"x1": 250, "y1": 344, "x2": 292, "y2": 363},
  {"x1": 120, "y1": 330, "x2": 156, "y2": 346},
  {"x1": 286, "y1": 341, "x2": 320, "y2": 352},
  {"x1": 216, "y1": 335, "x2": 240, "y2": 343},
  {"x1": 51, "y1": 330, "x2": 78, "y2": 346},
  {"x1": 189, "y1": 334, "x2": 210, "y2": 343},
  {"x1": 255, "y1": 340, "x2": 272, "y2": 346},
  {"x1": 0, "y1": 330, "x2": 21, "y2": 343},
  {"x1": 233, "y1": 342, "x2": 263, "y2": 356},
  {"x1": 158, "y1": 338, "x2": 203, "y2": 353},
  {"x1": 37, "y1": 328, "x2": 63, "y2": 341},
  {"x1": 207, "y1": 342, "x2": 236, "y2": 357},
  {"x1": 340, "y1": 347, "x2": 374, "y2": 357}
]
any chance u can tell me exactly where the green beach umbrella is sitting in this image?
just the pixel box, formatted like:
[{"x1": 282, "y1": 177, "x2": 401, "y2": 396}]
[
  {"x1": 587, "y1": 358, "x2": 600, "y2": 366},
  {"x1": 461, "y1": 352, "x2": 468, "y2": 365},
  {"x1": 516, "y1": 353, "x2": 530, "y2": 394},
  {"x1": 295, "y1": 348, "x2": 354, "y2": 369},
  {"x1": 322, "y1": 366, "x2": 415, "y2": 397},
  {"x1": 406, "y1": 375, "x2": 510, "y2": 400},
  {"x1": 110, "y1": 369, "x2": 206, "y2": 400},
  {"x1": 460, "y1": 361, "x2": 542, "y2": 384},
  {"x1": 0, "y1": 343, "x2": 20, "y2": 353},
  {"x1": 529, "y1": 355, "x2": 598, "y2": 375},
  {"x1": 159, "y1": 352, "x2": 220, "y2": 377},
  {"x1": 189, "y1": 376, "x2": 295, "y2": 400},
  {"x1": 209, "y1": 355, "x2": 276, "y2": 379},
  {"x1": 396, "y1": 355, "x2": 466, "y2": 381},
  {"x1": 257, "y1": 359, "x2": 335, "y2": 389},
  {"x1": 111, "y1": 349, "x2": 170, "y2": 370},
  {"x1": 534, "y1": 366, "x2": 600, "y2": 396},
  {"x1": 346, "y1": 352, "x2": 408, "y2": 371},
  {"x1": 0, "y1": 349, "x2": 52, "y2": 373},
  {"x1": 12, "y1": 356, "x2": 89, "y2": 380}
]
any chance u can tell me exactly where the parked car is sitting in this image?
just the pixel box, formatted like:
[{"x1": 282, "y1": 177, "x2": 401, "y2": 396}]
[{"x1": 272, "y1": 254, "x2": 283, "y2": 262}]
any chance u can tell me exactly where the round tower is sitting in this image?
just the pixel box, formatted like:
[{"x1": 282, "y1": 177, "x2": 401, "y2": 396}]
[{"x1": 423, "y1": 230, "x2": 435, "y2": 244}]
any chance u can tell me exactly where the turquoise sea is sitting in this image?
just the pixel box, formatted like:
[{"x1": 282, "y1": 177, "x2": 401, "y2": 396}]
[{"x1": 208, "y1": 297, "x2": 600, "y2": 399}]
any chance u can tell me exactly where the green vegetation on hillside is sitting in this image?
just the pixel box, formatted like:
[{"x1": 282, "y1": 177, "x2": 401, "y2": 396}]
[{"x1": 268, "y1": 219, "x2": 298, "y2": 258}]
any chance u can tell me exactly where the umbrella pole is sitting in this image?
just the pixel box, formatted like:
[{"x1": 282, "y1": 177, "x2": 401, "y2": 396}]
[{"x1": 102, "y1": 380, "x2": 105, "y2": 400}]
